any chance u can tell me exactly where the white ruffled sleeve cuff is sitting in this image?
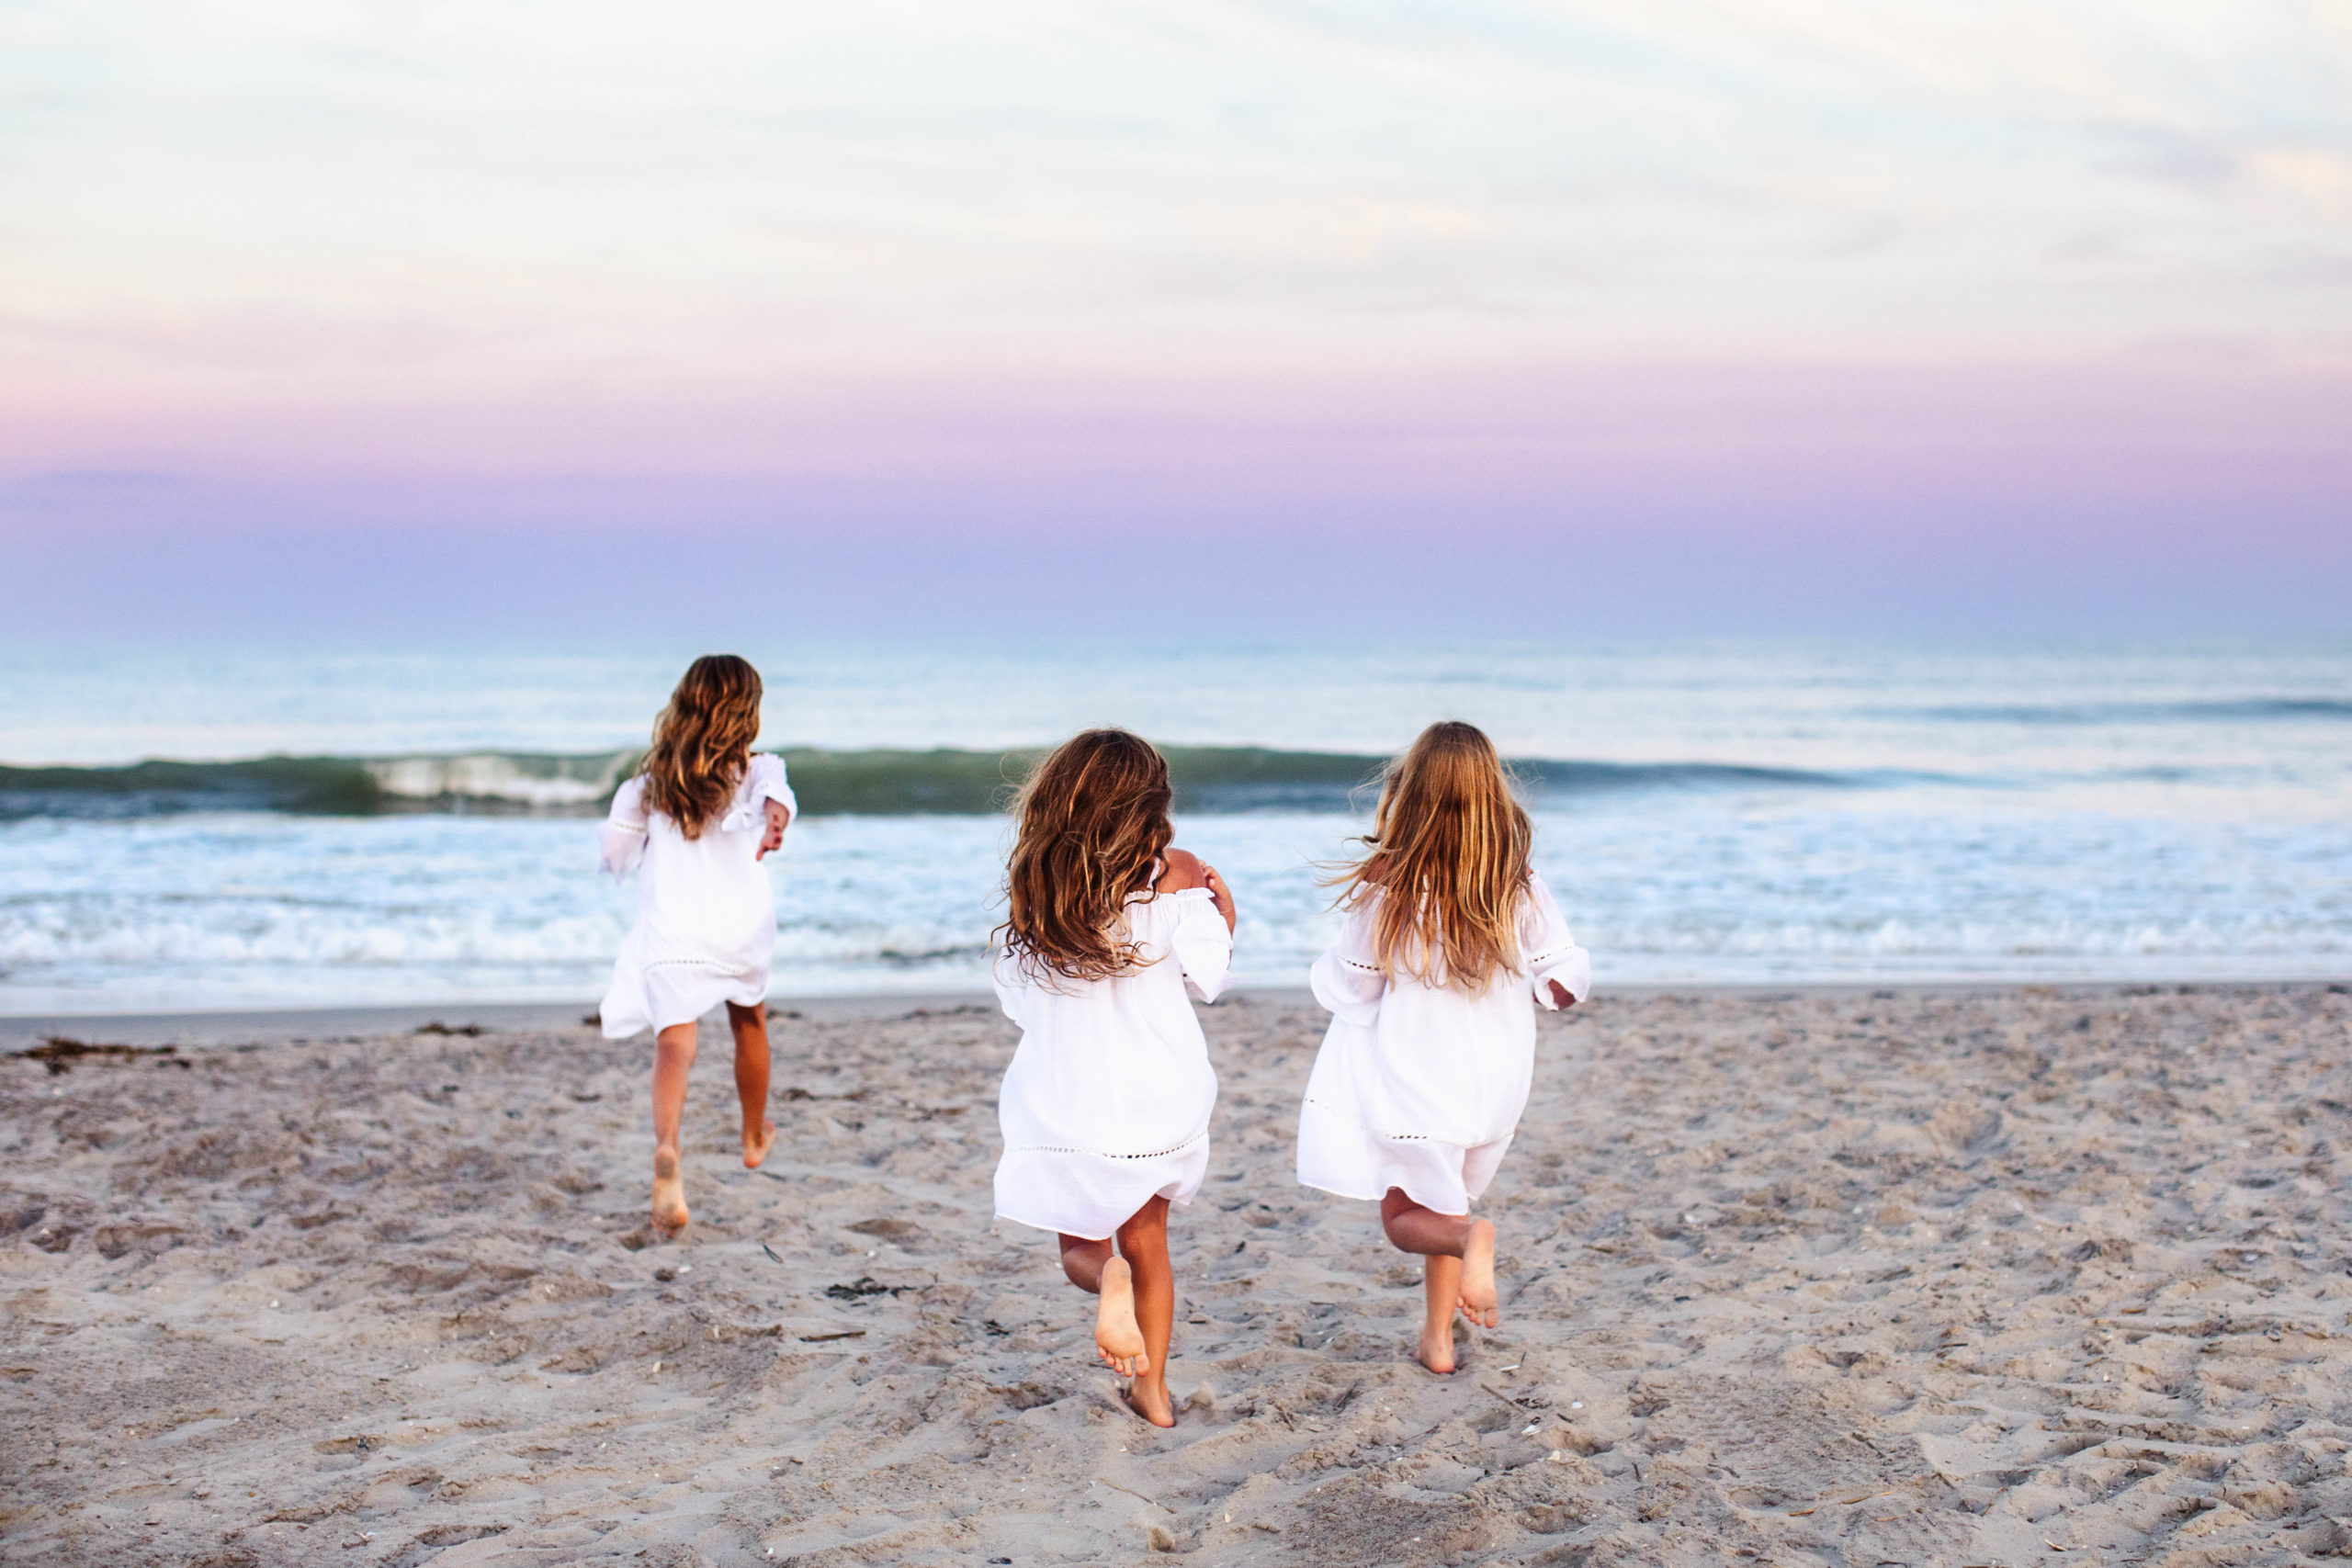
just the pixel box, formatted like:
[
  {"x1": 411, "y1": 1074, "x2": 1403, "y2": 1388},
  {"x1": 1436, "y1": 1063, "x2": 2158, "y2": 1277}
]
[
  {"x1": 989, "y1": 949, "x2": 1032, "y2": 1031},
  {"x1": 1521, "y1": 871, "x2": 1591, "y2": 1009},
  {"x1": 1529, "y1": 941, "x2": 1592, "y2": 1010},
  {"x1": 1310, "y1": 902, "x2": 1385, "y2": 1024},
  {"x1": 719, "y1": 753, "x2": 797, "y2": 833},
  {"x1": 598, "y1": 777, "x2": 649, "y2": 876},
  {"x1": 596, "y1": 825, "x2": 646, "y2": 877},
  {"x1": 1165, "y1": 887, "x2": 1234, "y2": 1004},
  {"x1": 1309, "y1": 946, "x2": 1385, "y2": 1027}
]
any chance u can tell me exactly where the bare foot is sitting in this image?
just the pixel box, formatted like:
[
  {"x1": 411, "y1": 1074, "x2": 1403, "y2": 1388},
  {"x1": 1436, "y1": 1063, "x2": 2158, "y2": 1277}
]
[
  {"x1": 741, "y1": 1119, "x2": 776, "y2": 1169},
  {"x1": 1458, "y1": 1218, "x2": 1498, "y2": 1328},
  {"x1": 1418, "y1": 1319, "x2": 1458, "y2": 1375},
  {"x1": 650, "y1": 1150, "x2": 689, "y2": 1240},
  {"x1": 1094, "y1": 1257, "x2": 1149, "y2": 1377},
  {"x1": 1124, "y1": 1378, "x2": 1177, "y2": 1428}
]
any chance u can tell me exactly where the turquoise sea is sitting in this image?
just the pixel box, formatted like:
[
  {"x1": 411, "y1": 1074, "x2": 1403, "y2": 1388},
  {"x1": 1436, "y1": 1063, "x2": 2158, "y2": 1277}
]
[{"x1": 1, "y1": 638, "x2": 2346, "y2": 1012}]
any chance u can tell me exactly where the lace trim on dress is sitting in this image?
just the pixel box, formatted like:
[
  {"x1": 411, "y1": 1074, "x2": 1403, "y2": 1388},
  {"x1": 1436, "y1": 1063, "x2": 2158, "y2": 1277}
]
[
  {"x1": 1302, "y1": 1093, "x2": 1451, "y2": 1143},
  {"x1": 1004, "y1": 1128, "x2": 1207, "y2": 1161}
]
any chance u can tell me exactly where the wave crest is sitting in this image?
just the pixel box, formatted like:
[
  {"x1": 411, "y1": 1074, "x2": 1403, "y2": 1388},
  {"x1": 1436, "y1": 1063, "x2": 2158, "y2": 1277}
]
[{"x1": 0, "y1": 746, "x2": 1869, "y2": 821}]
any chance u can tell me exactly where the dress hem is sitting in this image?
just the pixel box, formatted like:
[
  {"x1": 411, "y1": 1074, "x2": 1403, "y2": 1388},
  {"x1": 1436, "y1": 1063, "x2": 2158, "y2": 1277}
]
[
  {"x1": 1295, "y1": 1100, "x2": 1506, "y2": 1217},
  {"x1": 1297, "y1": 1095, "x2": 1508, "y2": 1155},
  {"x1": 992, "y1": 1190, "x2": 1197, "y2": 1244},
  {"x1": 599, "y1": 959, "x2": 769, "y2": 1040},
  {"x1": 1294, "y1": 1170, "x2": 1474, "y2": 1218}
]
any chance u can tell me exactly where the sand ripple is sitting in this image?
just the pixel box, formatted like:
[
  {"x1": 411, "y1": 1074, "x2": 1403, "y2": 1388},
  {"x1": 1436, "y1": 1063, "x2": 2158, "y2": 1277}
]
[{"x1": 4, "y1": 985, "x2": 2348, "y2": 1565}]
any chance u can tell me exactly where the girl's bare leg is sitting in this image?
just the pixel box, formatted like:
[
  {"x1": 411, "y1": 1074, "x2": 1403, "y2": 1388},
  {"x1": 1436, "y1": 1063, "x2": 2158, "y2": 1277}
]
[
  {"x1": 1381, "y1": 1188, "x2": 1498, "y2": 1372},
  {"x1": 1060, "y1": 1235, "x2": 1148, "y2": 1382},
  {"x1": 1114, "y1": 1197, "x2": 1176, "y2": 1426},
  {"x1": 725, "y1": 1002, "x2": 777, "y2": 1168},
  {"x1": 1417, "y1": 1254, "x2": 1467, "y2": 1373},
  {"x1": 1058, "y1": 1199, "x2": 1175, "y2": 1427},
  {"x1": 650, "y1": 1021, "x2": 698, "y2": 1238},
  {"x1": 1059, "y1": 1234, "x2": 1114, "y2": 1292}
]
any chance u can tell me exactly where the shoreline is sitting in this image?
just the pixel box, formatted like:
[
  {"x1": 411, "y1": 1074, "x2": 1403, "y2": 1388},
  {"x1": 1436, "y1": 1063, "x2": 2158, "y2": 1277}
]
[{"x1": 5, "y1": 974, "x2": 2346, "y2": 1051}]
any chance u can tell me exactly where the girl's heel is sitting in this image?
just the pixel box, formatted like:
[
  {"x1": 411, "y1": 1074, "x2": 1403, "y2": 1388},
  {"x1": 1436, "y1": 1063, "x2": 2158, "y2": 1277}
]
[
  {"x1": 650, "y1": 1150, "x2": 690, "y2": 1239},
  {"x1": 1094, "y1": 1257, "x2": 1149, "y2": 1376}
]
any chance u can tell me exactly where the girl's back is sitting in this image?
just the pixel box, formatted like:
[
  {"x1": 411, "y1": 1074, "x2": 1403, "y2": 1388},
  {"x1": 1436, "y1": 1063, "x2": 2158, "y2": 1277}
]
[
  {"x1": 594, "y1": 654, "x2": 795, "y2": 1244},
  {"x1": 988, "y1": 736, "x2": 1238, "y2": 1183},
  {"x1": 987, "y1": 728, "x2": 1239, "y2": 1429},
  {"x1": 994, "y1": 851, "x2": 1233, "y2": 1163},
  {"x1": 605, "y1": 752, "x2": 792, "y2": 964},
  {"x1": 1310, "y1": 872, "x2": 1585, "y2": 1150},
  {"x1": 1294, "y1": 719, "x2": 1591, "y2": 1373}
]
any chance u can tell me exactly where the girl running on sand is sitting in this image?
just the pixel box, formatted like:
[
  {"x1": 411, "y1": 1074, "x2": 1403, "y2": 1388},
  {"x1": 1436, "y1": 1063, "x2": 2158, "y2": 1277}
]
[
  {"x1": 1297, "y1": 721, "x2": 1590, "y2": 1374},
  {"x1": 598, "y1": 654, "x2": 795, "y2": 1241},
  {"x1": 991, "y1": 729, "x2": 1238, "y2": 1427}
]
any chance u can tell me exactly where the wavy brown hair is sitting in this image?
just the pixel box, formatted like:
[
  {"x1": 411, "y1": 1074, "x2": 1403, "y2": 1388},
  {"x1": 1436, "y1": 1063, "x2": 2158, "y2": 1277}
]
[
  {"x1": 639, "y1": 654, "x2": 763, "y2": 840},
  {"x1": 998, "y1": 729, "x2": 1175, "y2": 983},
  {"x1": 1329, "y1": 720, "x2": 1533, "y2": 992}
]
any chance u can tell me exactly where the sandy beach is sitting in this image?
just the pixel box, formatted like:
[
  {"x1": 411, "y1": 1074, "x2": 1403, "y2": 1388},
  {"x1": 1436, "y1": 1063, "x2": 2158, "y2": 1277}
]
[{"x1": 5, "y1": 983, "x2": 2348, "y2": 1566}]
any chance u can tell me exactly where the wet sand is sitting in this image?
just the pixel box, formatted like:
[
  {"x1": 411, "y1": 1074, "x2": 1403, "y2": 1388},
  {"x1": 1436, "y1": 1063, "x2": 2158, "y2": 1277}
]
[{"x1": 5, "y1": 983, "x2": 2349, "y2": 1566}]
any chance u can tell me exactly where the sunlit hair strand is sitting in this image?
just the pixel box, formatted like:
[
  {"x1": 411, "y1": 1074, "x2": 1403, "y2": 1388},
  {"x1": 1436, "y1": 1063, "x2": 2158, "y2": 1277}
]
[
  {"x1": 1327, "y1": 720, "x2": 1533, "y2": 991},
  {"x1": 997, "y1": 728, "x2": 1175, "y2": 983},
  {"x1": 639, "y1": 654, "x2": 763, "y2": 840}
]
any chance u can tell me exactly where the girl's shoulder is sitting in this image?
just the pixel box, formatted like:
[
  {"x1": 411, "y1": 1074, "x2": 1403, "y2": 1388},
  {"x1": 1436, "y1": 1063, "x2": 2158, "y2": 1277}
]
[{"x1": 1156, "y1": 847, "x2": 1208, "y2": 892}]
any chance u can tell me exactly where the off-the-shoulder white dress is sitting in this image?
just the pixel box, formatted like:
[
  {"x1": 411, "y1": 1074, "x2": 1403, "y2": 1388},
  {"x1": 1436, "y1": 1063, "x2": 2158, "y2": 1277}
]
[
  {"x1": 992, "y1": 873, "x2": 1233, "y2": 1241},
  {"x1": 1297, "y1": 872, "x2": 1590, "y2": 1215},
  {"x1": 596, "y1": 754, "x2": 797, "y2": 1040}
]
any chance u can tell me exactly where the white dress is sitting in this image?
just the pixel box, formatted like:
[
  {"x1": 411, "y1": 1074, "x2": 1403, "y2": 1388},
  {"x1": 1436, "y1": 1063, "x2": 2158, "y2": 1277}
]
[
  {"x1": 1296, "y1": 873, "x2": 1591, "y2": 1216},
  {"x1": 992, "y1": 874, "x2": 1234, "y2": 1241},
  {"x1": 596, "y1": 754, "x2": 797, "y2": 1040}
]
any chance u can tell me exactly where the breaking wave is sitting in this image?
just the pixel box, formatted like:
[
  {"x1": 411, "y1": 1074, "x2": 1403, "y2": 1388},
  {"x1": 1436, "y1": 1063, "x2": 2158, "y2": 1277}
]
[{"x1": 0, "y1": 748, "x2": 1877, "y2": 821}]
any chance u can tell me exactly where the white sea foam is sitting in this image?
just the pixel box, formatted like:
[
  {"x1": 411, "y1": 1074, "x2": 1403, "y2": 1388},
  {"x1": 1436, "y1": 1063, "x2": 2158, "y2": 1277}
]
[
  {"x1": 3, "y1": 795, "x2": 2347, "y2": 1012},
  {"x1": 364, "y1": 752, "x2": 634, "y2": 807},
  {"x1": 1, "y1": 640, "x2": 2346, "y2": 1011}
]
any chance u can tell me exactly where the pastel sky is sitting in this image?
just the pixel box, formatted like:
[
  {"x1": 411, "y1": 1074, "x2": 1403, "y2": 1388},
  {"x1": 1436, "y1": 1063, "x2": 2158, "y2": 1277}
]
[{"x1": 4, "y1": 2, "x2": 2348, "y2": 637}]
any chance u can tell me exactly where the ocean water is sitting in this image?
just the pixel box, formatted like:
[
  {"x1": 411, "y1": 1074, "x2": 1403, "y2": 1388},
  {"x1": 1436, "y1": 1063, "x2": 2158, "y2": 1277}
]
[{"x1": 1, "y1": 639, "x2": 2346, "y2": 1013}]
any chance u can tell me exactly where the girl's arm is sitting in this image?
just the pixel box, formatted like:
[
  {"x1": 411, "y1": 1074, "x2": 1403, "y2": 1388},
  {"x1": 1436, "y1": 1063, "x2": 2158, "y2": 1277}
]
[
  {"x1": 728, "y1": 754, "x2": 797, "y2": 859},
  {"x1": 598, "y1": 778, "x2": 650, "y2": 877},
  {"x1": 1309, "y1": 900, "x2": 1385, "y2": 1025},
  {"x1": 1158, "y1": 847, "x2": 1236, "y2": 1000},
  {"x1": 1157, "y1": 848, "x2": 1236, "y2": 932},
  {"x1": 1521, "y1": 872, "x2": 1592, "y2": 1010}
]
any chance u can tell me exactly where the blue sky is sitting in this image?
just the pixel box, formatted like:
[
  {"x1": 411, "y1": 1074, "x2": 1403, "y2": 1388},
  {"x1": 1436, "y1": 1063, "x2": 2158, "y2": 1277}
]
[{"x1": 3, "y1": 2, "x2": 2347, "y2": 637}]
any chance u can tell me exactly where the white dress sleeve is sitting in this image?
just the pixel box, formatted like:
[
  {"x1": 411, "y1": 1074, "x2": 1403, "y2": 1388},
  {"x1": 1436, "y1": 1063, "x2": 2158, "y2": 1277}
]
[
  {"x1": 1521, "y1": 872, "x2": 1591, "y2": 1010},
  {"x1": 598, "y1": 776, "x2": 650, "y2": 876},
  {"x1": 990, "y1": 948, "x2": 1032, "y2": 1031},
  {"x1": 719, "y1": 753, "x2": 797, "y2": 833},
  {"x1": 1165, "y1": 889, "x2": 1234, "y2": 1004},
  {"x1": 1309, "y1": 901, "x2": 1386, "y2": 1026}
]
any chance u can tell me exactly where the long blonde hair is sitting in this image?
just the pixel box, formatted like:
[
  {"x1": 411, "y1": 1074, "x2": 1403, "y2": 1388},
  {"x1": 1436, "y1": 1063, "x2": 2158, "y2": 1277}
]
[
  {"x1": 640, "y1": 654, "x2": 763, "y2": 839},
  {"x1": 1329, "y1": 720, "x2": 1533, "y2": 991},
  {"x1": 997, "y1": 728, "x2": 1174, "y2": 983}
]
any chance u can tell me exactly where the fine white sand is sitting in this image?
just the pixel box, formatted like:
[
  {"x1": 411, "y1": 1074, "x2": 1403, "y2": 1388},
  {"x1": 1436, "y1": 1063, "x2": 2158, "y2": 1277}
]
[{"x1": 5, "y1": 984, "x2": 2349, "y2": 1566}]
